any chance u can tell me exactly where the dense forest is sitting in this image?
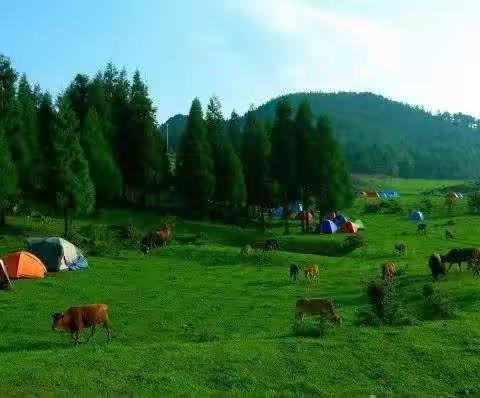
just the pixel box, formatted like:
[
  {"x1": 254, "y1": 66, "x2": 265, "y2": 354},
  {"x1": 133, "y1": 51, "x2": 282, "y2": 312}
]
[
  {"x1": 162, "y1": 92, "x2": 480, "y2": 179},
  {"x1": 0, "y1": 54, "x2": 352, "y2": 234}
]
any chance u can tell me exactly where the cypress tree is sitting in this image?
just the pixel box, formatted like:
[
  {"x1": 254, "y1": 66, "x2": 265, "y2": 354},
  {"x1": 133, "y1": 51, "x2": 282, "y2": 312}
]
[
  {"x1": 313, "y1": 115, "x2": 354, "y2": 215},
  {"x1": 271, "y1": 99, "x2": 297, "y2": 234},
  {"x1": 0, "y1": 123, "x2": 18, "y2": 226},
  {"x1": 81, "y1": 107, "x2": 122, "y2": 208},
  {"x1": 176, "y1": 98, "x2": 214, "y2": 218},
  {"x1": 52, "y1": 97, "x2": 95, "y2": 237},
  {"x1": 37, "y1": 92, "x2": 56, "y2": 199},
  {"x1": 205, "y1": 96, "x2": 225, "y2": 202},
  {"x1": 293, "y1": 99, "x2": 316, "y2": 231},
  {"x1": 216, "y1": 138, "x2": 246, "y2": 207},
  {"x1": 226, "y1": 110, "x2": 242, "y2": 153},
  {"x1": 66, "y1": 73, "x2": 90, "y2": 131},
  {"x1": 241, "y1": 108, "x2": 270, "y2": 230}
]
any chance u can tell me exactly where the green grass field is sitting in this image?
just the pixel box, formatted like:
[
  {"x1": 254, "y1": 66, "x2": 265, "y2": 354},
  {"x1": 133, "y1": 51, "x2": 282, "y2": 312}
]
[{"x1": 1, "y1": 177, "x2": 480, "y2": 396}]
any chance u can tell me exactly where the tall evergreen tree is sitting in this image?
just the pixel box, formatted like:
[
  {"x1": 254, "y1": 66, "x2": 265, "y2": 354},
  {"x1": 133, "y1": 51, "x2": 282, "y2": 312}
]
[
  {"x1": 226, "y1": 110, "x2": 242, "y2": 153},
  {"x1": 241, "y1": 108, "x2": 270, "y2": 229},
  {"x1": 293, "y1": 99, "x2": 316, "y2": 231},
  {"x1": 52, "y1": 97, "x2": 95, "y2": 237},
  {"x1": 81, "y1": 107, "x2": 122, "y2": 208},
  {"x1": 16, "y1": 74, "x2": 43, "y2": 193},
  {"x1": 313, "y1": 115, "x2": 354, "y2": 215},
  {"x1": 216, "y1": 138, "x2": 246, "y2": 207},
  {"x1": 37, "y1": 92, "x2": 56, "y2": 198},
  {"x1": 66, "y1": 73, "x2": 90, "y2": 131},
  {"x1": 176, "y1": 98, "x2": 214, "y2": 217},
  {"x1": 0, "y1": 123, "x2": 18, "y2": 226},
  {"x1": 270, "y1": 99, "x2": 297, "y2": 234}
]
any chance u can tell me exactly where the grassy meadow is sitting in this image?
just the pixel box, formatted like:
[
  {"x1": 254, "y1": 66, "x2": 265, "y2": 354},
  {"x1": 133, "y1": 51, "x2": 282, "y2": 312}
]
[{"x1": 1, "y1": 177, "x2": 480, "y2": 396}]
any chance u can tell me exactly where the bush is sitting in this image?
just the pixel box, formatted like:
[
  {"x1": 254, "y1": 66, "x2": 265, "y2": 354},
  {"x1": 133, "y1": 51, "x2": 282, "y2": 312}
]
[
  {"x1": 379, "y1": 200, "x2": 404, "y2": 215},
  {"x1": 107, "y1": 222, "x2": 143, "y2": 247},
  {"x1": 364, "y1": 202, "x2": 381, "y2": 214},
  {"x1": 422, "y1": 283, "x2": 456, "y2": 320},
  {"x1": 78, "y1": 224, "x2": 120, "y2": 257},
  {"x1": 339, "y1": 234, "x2": 365, "y2": 253},
  {"x1": 358, "y1": 278, "x2": 414, "y2": 326},
  {"x1": 196, "y1": 328, "x2": 218, "y2": 343}
]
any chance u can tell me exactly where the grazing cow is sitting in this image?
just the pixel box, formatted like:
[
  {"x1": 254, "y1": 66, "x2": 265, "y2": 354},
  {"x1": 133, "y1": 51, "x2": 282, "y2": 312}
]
[
  {"x1": 445, "y1": 229, "x2": 454, "y2": 240},
  {"x1": 52, "y1": 304, "x2": 111, "y2": 344},
  {"x1": 429, "y1": 253, "x2": 446, "y2": 282},
  {"x1": 381, "y1": 262, "x2": 397, "y2": 281},
  {"x1": 394, "y1": 243, "x2": 407, "y2": 255},
  {"x1": 417, "y1": 223, "x2": 427, "y2": 235},
  {"x1": 264, "y1": 239, "x2": 279, "y2": 252},
  {"x1": 303, "y1": 265, "x2": 319, "y2": 282},
  {"x1": 295, "y1": 298, "x2": 341, "y2": 324},
  {"x1": 289, "y1": 264, "x2": 302, "y2": 280},
  {"x1": 440, "y1": 248, "x2": 480, "y2": 272},
  {"x1": 140, "y1": 224, "x2": 173, "y2": 254}
]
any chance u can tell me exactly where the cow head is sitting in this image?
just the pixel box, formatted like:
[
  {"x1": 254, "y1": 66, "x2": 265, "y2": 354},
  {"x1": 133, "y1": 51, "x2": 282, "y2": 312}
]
[{"x1": 51, "y1": 312, "x2": 64, "y2": 331}]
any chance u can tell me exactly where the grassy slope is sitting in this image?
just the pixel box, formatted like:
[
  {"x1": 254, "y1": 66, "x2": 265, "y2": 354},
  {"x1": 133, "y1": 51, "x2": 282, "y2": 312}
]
[{"x1": 1, "y1": 178, "x2": 480, "y2": 396}]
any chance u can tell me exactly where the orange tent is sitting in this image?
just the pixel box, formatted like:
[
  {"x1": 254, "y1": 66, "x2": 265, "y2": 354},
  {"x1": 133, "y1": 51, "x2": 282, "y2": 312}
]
[
  {"x1": 342, "y1": 221, "x2": 359, "y2": 234},
  {"x1": 3, "y1": 251, "x2": 47, "y2": 279}
]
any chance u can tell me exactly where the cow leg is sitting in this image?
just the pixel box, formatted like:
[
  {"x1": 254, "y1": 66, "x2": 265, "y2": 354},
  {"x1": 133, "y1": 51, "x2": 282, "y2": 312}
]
[
  {"x1": 85, "y1": 326, "x2": 96, "y2": 342},
  {"x1": 103, "y1": 318, "x2": 111, "y2": 341}
]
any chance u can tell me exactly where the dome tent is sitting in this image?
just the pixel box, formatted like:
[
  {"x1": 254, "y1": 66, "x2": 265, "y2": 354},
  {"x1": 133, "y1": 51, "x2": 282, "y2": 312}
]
[
  {"x1": 333, "y1": 214, "x2": 349, "y2": 227},
  {"x1": 2, "y1": 251, "x2": 47, "y2": 279},
  {"x1": 316, "y1": 219, "x2": 338, "y2": 234},
  {"x1": 27, "y1": 237, "x2": 88, "y2": 272},
  {"x1": 341, "y1": 221, "x2": 358, "y2": 234},
  {"x1": 409, "y1": 210, "x2": 424, "y2": 221}
]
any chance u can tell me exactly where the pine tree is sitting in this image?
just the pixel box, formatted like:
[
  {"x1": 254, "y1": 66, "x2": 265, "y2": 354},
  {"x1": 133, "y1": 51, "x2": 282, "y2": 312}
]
[
  {"x1": 37, "y1": 92, "x2": 56, "y2": 199},
  {"x1": 205, "y1": 96, "x2": 225, "y2": 202},
  {"x1": 176, "y1": 98, "x2": 214, "y2": 217},
  {"x1": 16, "y1": 74, "x2": 43, "y2": 193},
  {"x1": 216, "y1": 138, "x2": 246, "y2": 207},
  {"x1": 313, "y1": 115, "x2": 354, "y2": 215},
  {"x1": 82, "y1": 107, "x2": 122, "y2": 208},
  {"x1": 0, "y1": 123, "x2": 18, "y2": 226},
  {"x1": 271, "y1": 99, "x2": 297, "y2": 234},
  {"x1": 52, "y1": 97, "x2": 95, "y2": 237},
  {"x1": 66, "y1": 73, "x2": 90, "y2": 130},
  {"x1": 226, "y1": 110, "x2": 242, "y2": 153},
  {"x1": 293, "y1": 99, "x2": 316, "y2": 231},
  {"x1": 241, "y1": 108, "x2": 270, "y2": 230}
]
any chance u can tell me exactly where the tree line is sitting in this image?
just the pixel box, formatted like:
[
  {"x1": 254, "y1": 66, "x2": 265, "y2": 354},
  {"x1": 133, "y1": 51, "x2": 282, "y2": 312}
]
[{"x1": 0, "y1": 54, "x2": 353, "y2": 235}]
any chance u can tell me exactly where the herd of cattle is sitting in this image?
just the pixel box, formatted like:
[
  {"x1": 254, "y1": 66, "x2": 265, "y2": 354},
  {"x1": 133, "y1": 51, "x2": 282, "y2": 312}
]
[{"x1": 49, "y1": 220, "x2": 480, "y2": 343}]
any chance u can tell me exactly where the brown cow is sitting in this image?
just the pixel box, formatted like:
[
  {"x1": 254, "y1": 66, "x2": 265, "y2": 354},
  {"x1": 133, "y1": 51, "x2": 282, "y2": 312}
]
[
  {"x1": 381, "y1": 262, "x2": 397, "y2": 281},
  {"x1": 295, "y1": 298, "x2": 341, "y2": 324},
  {"x1": 303, "y1": 265, "x2": 319, "y2": 282},
  {"x1": 52, "y1": 304, "x2": 111, "y2": 344},
  {"x1": 140, "y1": 224, "x2": 173, "y2": 254}
]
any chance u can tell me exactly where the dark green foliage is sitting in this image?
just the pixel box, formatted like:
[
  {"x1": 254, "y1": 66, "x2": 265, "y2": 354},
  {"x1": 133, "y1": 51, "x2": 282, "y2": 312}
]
[
  {"x1": 176, "y1": 98, "x2": 214, "y2": 217},
  {"x1": 339, "y1": 234, "x2": 364, "y2": 253},
  {"x1": 468, "y1": 191, "x2": 480, "y2": 214},
  {"x1": 37, "y1": 92, "x2": 56, "y2": 198},
  {"x1": 66, "y1": 74, "x2": 90, "y2": 130},
  {"x1": 78, "y1": 223, "x2": 120, "y2": 257},
  {"x1": 419, "y1": 196, "x2": 434, "y2": 214},
  {"x1": 107, "y1": 222, "x2": 143, "y2": 247},
  {"x1": 241, "y1": 108, "x2": 271, "y2": 228},
  {"x1": 51, "y1": 97, "x2": 95, "y2": 236},
  {"x1": 422, "y1": 284, "x2": 456, "y2": 320},
  {"x1": 226, "y1": 111, "x2": 242, "y2": 152},
  {"x1": 0, "y1": 124, "x2": 18, "y2": 226},
  {"x1": 364, "y1": 200, "x2": 403, "y2": 215},
  {"x1": 81, "y1": 108, "x2": 122, "y2": 204}
]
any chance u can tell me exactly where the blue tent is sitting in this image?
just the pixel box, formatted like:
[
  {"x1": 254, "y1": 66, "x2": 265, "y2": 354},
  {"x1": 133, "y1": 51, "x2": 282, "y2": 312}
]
[
  {"x1": 273, "y1": 207, "x2": 284, "y2": 217},
  {"x1": 317, "y1": 220, "x2": 338, "y2": 234},
  {"x1": 409, "y1": 210, "x2": 424, "y2": 221},
  {"x1": 333, "y1": 214, "x2": 349, "y2": 227},
  {"x1": 290, "y1": 201, "x2": 303, "y2": 213}
]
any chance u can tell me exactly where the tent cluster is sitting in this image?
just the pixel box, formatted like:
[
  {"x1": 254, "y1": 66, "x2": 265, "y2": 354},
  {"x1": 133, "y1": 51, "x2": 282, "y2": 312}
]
[
  {"x1": 0, "y1": 237, "x2": 87, "y2": 290},
  {"x1": 446, "y1": 192, "x2": 463, "y2": 200},
  {"x1": 358, "y1": 190, "x2": 399, "y2": 199},
  {"x1": 315, "y1": 214, "x2": 365, "y2": 234},
  {"x1": 272, "y1": 201, "x2": 303, "y2": 217}
]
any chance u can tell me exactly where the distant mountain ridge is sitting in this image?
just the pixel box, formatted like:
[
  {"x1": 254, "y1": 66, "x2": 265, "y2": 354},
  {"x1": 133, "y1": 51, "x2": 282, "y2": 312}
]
[{"x1": 160, "y1": 92, "x2": 480, "y2": 179}]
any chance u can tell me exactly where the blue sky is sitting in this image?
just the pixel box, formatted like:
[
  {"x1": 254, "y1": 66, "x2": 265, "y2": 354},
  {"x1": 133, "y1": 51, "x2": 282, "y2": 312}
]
[{"x1": 0, "y1": 0, "x2": 478, "y2": 121}]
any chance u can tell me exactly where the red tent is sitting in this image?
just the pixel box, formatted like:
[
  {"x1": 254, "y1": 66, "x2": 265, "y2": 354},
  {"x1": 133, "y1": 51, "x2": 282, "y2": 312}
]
[{"x1": 342, "y1": 221, "x2": 359, "y2": 234}]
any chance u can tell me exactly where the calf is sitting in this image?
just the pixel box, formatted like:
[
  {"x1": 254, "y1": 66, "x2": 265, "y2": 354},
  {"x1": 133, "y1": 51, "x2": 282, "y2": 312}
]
[
  {"x1": 295, "y1": 298, "x2": 341, "y2": 324},
  {"x1": 303, "y1": 265, "x2": 319, "y2": 282},
  {"x1": 381, "y1": 262, "x2": 397, "y2": 281},
  {"x1": 429, "y1": 253, "x2": 446, "y2": 282},
  {"x1": 289, "y1": 264, "x2": 301, "y2": 280},
  {"x1": 52, "y1": 304, "x2": 111, "y2": 344},
  {"x1": 417, "y1": 223, "x2": 427, "y2": 235},
  {"x1": 394, "y1": 243, "x2": 407, "y2": 255}
]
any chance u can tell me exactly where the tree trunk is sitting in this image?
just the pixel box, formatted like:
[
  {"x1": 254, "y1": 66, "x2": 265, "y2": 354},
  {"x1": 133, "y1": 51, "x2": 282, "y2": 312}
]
[
  {"x1": 0, "y1": 208, "x2": 6, "y2": 227},
  {"x1": 260, "y1": 208, "x2": 265, "y2": 232},
  {"x1": 283, "y1": 194, "x2": 290, "y2": 235},
  {"x1": 305, "y1": 208, "x2": 310, "y2": 233},
  {"x1": 64, "y1": 208, "x2": 70, "y2": 238}
]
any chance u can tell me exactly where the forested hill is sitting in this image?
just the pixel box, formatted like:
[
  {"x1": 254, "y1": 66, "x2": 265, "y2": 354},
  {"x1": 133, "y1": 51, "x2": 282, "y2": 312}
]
[{"x1": 161, "y1": 92, "x2": 480, "y2": 179}]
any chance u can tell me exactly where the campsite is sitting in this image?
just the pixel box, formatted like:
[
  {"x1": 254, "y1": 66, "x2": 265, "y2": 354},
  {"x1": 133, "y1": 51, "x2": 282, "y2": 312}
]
[{"x1": 1, "y1": 176, "x2": 480, "y2": 396}]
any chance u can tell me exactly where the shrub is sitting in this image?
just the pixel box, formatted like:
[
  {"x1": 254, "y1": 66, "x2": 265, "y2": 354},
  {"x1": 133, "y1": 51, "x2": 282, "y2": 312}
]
[
  {"x1": 358, "y1": 278, "x2": 414, "y2": 326},
  {"x1": 107, "y1": 222, "x2": 143, "y2": 247},
  {"x1": 196, "y1": 328, "x2": 219, "y2": 343},
  {"x1": 468, "y1": 191, "x2": 480, "y2": 214},
  {"x1": 339, "y1": 234, "x2": 365, "y2": 253},
  {"x1": 419, "y1": 197, "x2": 434, "y2": 214},
  {"x1": 364, "y1": 202, "x2": 381, "y2": 214},
  {"x1": 78, "y1": 224, "x2": 120, "y2": 257},
  {"x1": 422, "y1": 283, "x2": 456, "y2": 320},
  {"x1": 379, "y1": 200, "x2": 404, "y2": 215}
]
